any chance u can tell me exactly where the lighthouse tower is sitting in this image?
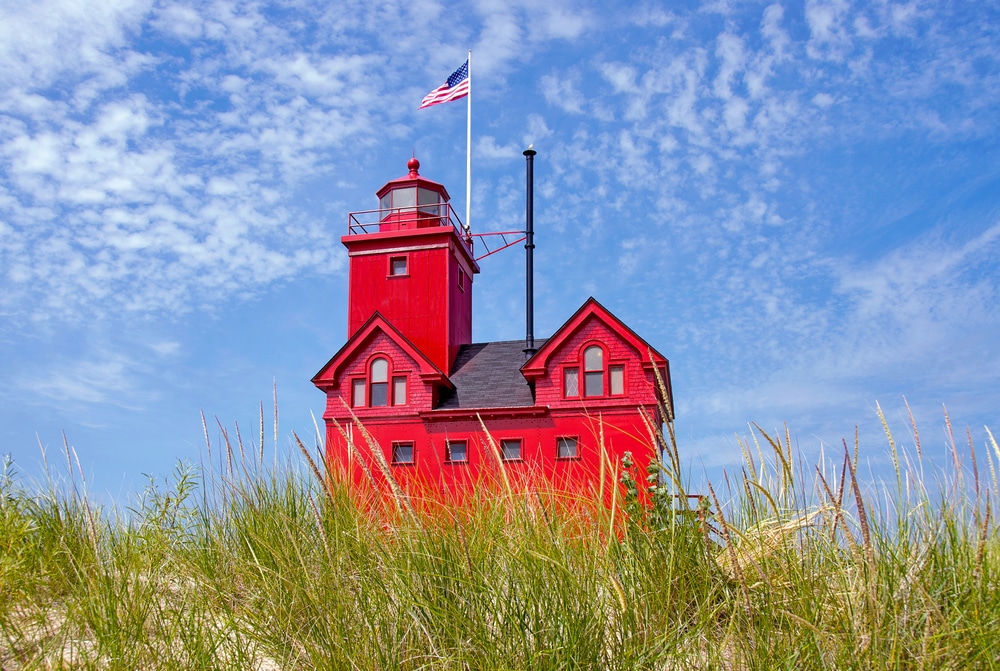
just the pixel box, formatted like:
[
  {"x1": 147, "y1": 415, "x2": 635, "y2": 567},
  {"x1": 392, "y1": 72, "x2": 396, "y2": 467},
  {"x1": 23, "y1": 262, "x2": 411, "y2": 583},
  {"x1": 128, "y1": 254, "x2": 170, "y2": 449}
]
[{"x1": 343, "y1": 157, "x2": 479, "y2": 374}]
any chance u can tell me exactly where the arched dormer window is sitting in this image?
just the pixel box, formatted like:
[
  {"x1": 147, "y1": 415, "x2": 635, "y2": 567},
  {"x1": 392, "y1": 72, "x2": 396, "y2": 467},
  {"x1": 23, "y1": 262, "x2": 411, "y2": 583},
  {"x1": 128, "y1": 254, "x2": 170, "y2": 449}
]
[
  {"x1": 351, "y1": 356, "x2": 408, "y2": 408},
  {"x1": 563, "y1": 343, "x2": 625, "y2": 399},
  {"x1": 583, "y1": 345, "x2": 603, "y2": 397},
  {"x1": 370, "y1": 358, "x2": 389, "y2": 406}
]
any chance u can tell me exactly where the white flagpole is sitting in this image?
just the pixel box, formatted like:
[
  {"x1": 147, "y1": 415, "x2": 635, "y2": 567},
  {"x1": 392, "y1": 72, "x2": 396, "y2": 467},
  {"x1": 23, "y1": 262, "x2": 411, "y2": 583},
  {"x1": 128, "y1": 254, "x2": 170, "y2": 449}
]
[{"x1": 465, "y1": 49, "x2": 472, "y2": 234}]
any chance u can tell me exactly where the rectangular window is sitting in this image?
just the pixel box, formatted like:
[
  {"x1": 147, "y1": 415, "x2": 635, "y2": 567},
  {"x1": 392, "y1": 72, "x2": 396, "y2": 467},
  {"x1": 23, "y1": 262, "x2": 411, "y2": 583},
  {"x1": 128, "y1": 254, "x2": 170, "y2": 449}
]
[
  {"x1": 352, "y1": 379, "x2": 365, "y2": 407},
  {"x1": 564, "y1": 368, "x2": 579, "y2": 398},
  {"x1": 557, "y1": 437, "x2": 578, "y2": 459},
  {"x1": 458, "y1": 268, "x2": 466, "y2": 292},
  {"x1": 392, "y1": 376, "x2": 407, "y2": 405},
  {"x1": 370, "y1": 382, "x2": 388, "y2": 407},
  {"x1": 584, "y1": 372, "x2": 603, "y2": 397},
  {"x1": 610, "y1": 365, "x2": 624, "y2": 395},
  {"x1": 500, "y1": 439, "x2": 522, "y2": 461},
  {"x1": 447, "y1": 440, "x2": 467, "y2": 462},
  {"x1": 389, "y1": 256, "x2": 408, "y2": 276},
  {"x1": 392, "y1": 442, "x2": 414, "y2": 464}
]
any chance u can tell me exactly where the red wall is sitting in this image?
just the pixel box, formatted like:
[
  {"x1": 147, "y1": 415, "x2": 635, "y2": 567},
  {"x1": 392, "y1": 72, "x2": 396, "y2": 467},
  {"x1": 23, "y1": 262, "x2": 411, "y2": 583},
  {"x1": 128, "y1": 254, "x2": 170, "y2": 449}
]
[
  {"x1": 324, "y1": 406, "x2": 663, "y2": 504},
  {"x1": 344, "y1": 227, "x2": 476, "y2": 374}
]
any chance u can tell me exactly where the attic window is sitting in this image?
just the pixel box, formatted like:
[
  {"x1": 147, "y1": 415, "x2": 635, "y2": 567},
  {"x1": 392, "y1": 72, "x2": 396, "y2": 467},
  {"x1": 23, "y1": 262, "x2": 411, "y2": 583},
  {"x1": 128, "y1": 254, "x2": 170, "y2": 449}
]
[
  {"x1": 370, "y1": 358, "x2": 389, "y2": 406},
  {"x1": 361, "y1": 358, "x2": 407, "y2": 408},
  {"x1": 610, "y1": 365, "x2": 625, "y2": 395},
  {"x1": 393, "y1": 376, "x2": 407, "y2": 405},
  {"x1": 565, "y1": 346, "x2": 622, "y2": 399},
  {"x1": 563, "y1": 367, "x2": 579, "y2": 398},
  {"x1": 583, "y1": 346, "x2": 604, "y2": 397},
  {"x1": 352, "y1": 379, "x2": 365, "y2": 407}
]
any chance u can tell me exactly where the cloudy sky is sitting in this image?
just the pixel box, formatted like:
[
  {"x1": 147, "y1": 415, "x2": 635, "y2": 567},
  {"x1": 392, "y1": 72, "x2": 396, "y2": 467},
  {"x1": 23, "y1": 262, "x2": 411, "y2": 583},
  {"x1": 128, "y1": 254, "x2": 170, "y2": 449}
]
[{"x1": 2, "y1": 0, "x2": 998, "y2": 497}]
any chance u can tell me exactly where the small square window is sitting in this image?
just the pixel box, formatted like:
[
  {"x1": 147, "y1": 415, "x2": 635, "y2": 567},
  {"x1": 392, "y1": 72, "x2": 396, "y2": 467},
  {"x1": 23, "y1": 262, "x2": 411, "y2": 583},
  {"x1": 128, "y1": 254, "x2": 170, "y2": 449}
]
[
  {"x1": 557, "y1": 437, "x2": 578, "y2": 459},
  {"x1": 500, "y1": 439, "x2": 522, "y2": 461},
  {"x1": 390, "y1": 257, "x2": 408, "y2": 276},
  {"x1": 392, "y1": 442, "x2": 414, "y2": 464},
  {"x1": 447, "y1": 440, "x2": 467, "y2": 462},
  {"x1": 352, "y1": 379, "x2": 365, "y2": 407},
  {"x1": 610, "y1": 366, "x2": 624, "y2": 395},
  {"x1": 564, "y1": 368, "x2": 579, "y2": 398},
  {"x1": 393, "y1": 376, "x2": 407, "y2": 406}
]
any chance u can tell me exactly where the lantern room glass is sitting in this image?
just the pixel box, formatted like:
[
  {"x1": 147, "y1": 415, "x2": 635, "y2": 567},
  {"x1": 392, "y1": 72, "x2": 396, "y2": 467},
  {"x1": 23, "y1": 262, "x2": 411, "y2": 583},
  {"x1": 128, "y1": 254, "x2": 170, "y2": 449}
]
[{"x1": 418, "y1": 188, "x2": 441, "y2": 215}]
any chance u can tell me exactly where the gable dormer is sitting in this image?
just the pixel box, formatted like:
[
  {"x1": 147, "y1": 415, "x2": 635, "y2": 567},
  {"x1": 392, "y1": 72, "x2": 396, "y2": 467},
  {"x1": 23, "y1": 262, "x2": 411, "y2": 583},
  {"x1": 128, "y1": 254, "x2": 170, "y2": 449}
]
[
  {"x1": 313, "y1": 313, "x2": 453, "y2": 417},
  {"x1": 521, "y1": 298, "x2": 672, "y2": 412}
]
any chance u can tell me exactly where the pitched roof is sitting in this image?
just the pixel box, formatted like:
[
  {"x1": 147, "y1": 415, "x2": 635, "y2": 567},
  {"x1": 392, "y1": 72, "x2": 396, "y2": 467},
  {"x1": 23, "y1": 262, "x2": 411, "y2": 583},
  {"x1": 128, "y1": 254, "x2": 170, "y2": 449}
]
[
  {"x1": 436, "y1": 339, "x2": 547, "y2": 409},
  {"x1": 521, "y1": 297, "x2": 668, "y2": 377},
  {"x1": 312, "y1": 312, "x2": 451, "y2": 391}
]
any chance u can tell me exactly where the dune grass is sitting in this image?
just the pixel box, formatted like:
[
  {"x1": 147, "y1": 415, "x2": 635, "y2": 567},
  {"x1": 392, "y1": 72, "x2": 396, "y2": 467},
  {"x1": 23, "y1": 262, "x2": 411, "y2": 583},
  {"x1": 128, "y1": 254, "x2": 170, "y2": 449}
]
[{"x1": 1, "y1": 407, "x2": 998, "y2": 670}]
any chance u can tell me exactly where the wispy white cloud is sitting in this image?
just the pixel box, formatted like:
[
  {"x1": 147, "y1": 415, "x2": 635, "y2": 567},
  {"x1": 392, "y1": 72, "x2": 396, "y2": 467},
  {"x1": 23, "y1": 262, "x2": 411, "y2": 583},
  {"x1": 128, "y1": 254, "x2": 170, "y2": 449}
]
[
  {"x1": 13, "y1": 349, "x2": 153, "y2": 408},
  {"x1": 541, "y1": 71, "x2": 586, "y2": 114},
  {"x1": 805, "y1": 0, "x2": 854, "y2": 62}
]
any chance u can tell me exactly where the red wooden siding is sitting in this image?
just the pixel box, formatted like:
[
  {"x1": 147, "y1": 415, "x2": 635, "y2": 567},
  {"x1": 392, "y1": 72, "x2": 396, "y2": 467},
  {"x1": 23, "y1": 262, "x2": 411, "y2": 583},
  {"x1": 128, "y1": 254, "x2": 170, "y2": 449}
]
[{"x1": 344, "y1": 226, "x2": 477, "y2": 375}]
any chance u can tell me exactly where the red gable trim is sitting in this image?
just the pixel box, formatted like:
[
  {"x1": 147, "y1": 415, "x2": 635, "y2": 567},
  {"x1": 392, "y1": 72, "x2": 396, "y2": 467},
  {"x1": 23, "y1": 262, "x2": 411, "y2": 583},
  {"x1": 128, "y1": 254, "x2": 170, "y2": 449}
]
[
  {"x1": 311, "y1": 312, "x2": 452, "y2": 391},
  {"x1": 520, "y1": 297, "x2": 668, "y2": 381}
]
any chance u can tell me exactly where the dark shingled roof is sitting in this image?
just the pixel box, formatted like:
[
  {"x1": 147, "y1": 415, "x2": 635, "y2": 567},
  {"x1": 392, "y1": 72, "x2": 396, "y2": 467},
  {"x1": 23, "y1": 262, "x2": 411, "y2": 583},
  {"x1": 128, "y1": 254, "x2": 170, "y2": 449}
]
[{"x1": 436, "y1": 339, "x2": 548, "y2": 409}]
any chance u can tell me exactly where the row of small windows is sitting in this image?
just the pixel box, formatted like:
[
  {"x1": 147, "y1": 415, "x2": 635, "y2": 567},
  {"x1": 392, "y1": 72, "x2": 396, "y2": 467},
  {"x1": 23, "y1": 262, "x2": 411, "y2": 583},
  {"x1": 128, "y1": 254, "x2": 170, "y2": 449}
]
[
  {"x1": 390, "y1": 437, "x2": 579, "y2": 464},
  {"x1": 564, "y1": 345, "x2": 625, "y2": 398}
]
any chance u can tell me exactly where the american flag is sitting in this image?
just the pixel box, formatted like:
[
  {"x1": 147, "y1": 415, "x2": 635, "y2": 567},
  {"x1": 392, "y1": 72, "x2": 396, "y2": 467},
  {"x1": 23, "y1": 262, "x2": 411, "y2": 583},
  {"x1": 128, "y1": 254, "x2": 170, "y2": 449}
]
[{"x1": 418, "y1": 60, "x2": 470, "y2": 109}]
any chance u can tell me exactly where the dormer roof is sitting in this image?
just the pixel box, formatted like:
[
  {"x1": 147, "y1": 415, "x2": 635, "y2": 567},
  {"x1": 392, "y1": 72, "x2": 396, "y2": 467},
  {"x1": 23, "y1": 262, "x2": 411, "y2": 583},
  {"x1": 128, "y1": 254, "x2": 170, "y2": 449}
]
[
  {"x1": 311, "y1": 312, "x2": 452, "y2": 391},
  {"x1": 521, "y1": 297, "x2": 669, "y2": 377}
]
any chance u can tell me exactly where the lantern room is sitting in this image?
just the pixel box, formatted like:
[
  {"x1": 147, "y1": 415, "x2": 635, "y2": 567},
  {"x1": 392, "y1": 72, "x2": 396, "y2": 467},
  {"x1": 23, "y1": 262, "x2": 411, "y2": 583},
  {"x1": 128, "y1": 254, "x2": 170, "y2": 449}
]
[{"x1": 375, "y1": 157, "x2": 451, "y2": 232}]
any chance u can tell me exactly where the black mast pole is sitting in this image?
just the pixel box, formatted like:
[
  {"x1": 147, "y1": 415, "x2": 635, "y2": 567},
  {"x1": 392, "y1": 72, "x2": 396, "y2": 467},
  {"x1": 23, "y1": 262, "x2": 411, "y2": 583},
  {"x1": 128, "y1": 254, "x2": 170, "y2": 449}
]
[{"x1": 523, "y1": 146, "x2": 537, "y2": 356}]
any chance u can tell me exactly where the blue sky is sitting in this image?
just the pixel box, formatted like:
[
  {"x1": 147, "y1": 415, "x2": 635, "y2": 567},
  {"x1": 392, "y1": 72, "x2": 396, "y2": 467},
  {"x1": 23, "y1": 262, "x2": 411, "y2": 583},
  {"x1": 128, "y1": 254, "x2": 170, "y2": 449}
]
[{"x1": 2, "y1": 0, "x2": 998, "y2": 499}]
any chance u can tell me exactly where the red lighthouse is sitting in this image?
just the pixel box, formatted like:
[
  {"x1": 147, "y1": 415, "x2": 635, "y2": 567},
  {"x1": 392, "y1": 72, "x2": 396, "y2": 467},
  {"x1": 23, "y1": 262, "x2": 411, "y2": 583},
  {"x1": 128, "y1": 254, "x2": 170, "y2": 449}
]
[{"x1": 313, "y1": 158, "x2": 673, "y2": 500}]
